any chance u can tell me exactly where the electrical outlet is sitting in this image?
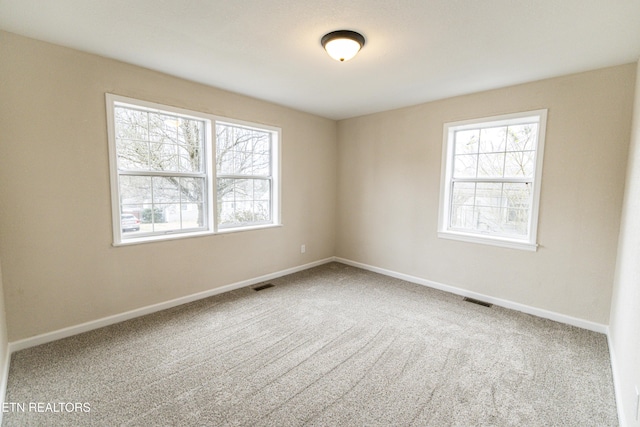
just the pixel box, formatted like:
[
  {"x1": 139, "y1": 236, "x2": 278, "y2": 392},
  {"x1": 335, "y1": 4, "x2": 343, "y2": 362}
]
[{"x1": 300, "y1": 244, "x2": 306, "y2": 254}]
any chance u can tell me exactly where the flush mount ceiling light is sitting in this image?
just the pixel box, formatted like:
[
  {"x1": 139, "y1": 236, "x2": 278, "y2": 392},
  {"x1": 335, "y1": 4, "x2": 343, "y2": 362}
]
[{"x1": 321, "y1": 30, "x2": 366, "y2": 62}]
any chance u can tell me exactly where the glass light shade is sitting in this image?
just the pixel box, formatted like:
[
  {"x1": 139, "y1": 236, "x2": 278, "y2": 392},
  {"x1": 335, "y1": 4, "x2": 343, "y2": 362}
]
[
  {"x1": 324, "y1": 38, "x2": 362, "y2": 62},
  {"x1": 321, "y1": 30, "x2": 365, "y2": 62}
]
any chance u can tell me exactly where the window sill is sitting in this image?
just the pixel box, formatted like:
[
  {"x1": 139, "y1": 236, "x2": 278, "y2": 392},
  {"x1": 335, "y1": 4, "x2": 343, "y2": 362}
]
[
  {"x1": 438, "y1": 231, "x2": 538, "y2": 252},
  {"x1": 113, "y1": 223, "x2": 283, "y2": 246},
  {"x1": 216, "y1": 223, "x2": 282, "y2": 234},
  {"x1": 113, "y1": 229, "x2": 215, "y2": 247}
]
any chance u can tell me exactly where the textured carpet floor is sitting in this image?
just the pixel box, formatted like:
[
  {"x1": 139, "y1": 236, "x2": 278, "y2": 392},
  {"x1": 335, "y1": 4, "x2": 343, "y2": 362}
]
[{"x1": 3, "y1": 262, "x2": 618, "y2": 426}]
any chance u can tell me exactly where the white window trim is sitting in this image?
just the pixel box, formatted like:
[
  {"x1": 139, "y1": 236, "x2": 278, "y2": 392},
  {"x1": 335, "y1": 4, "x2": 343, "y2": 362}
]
[
  {"x1": 438, "y1": 109, "x2": 547, "y2": 251},
  {"x1": 106, "y1": 94, "x2": 281, "y2": 246}
]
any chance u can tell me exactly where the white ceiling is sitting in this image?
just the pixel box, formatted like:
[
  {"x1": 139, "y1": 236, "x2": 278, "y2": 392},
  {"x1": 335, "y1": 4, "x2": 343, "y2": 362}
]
[{"x1": 1, "y1": 0, "x2": 639, "y2": 120}]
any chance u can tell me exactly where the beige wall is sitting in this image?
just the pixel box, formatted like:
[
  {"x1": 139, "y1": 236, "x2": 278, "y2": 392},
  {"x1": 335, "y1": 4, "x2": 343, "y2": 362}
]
[
  {"x1": 336, "y1": 64, "x2": 636, "y2": 324},
  {"x1": 0, "y1": 31, "x2": 338, "y2": 341},
  {"x1": 609, "y1": 60, "x2": 640, "y2": 426}
]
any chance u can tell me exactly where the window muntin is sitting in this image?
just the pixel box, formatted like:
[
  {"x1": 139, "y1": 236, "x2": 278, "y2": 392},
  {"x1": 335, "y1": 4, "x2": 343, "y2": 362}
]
[
  {"x1": 439, "y1": 110, "x2": 547, "y2": 250},
  {"x1": 107, "y1": 94, "x2": 280, "y2": 245}
]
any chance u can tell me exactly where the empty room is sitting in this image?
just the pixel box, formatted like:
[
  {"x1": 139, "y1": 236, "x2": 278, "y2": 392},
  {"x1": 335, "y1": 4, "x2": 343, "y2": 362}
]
[{"x1": 0, "y1": 1, "x2": 639, "y2": 426}]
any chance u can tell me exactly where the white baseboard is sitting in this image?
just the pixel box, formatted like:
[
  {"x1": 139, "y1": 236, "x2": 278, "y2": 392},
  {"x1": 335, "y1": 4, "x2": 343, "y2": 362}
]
[
  {"x1": 8, "y1": 256, "x2": 608, "y2": 353},
  {"x1": 334, "y1": 257, "x2": 609, "y2": 334},
  {"x1": 8, "y1": 257, "x2": 334, "y2": 353},
  {"x1": 607, "y1": 332, "x2": 628, "y2": 427},
  {"x1": 8, "y1": 255, "x2": 610, "y2": 348}
]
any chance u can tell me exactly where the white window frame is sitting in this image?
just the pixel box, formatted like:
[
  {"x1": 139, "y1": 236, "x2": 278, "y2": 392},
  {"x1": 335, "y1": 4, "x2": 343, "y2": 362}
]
[
  {"x1": 438, "y1": 109, "x2": 547, "y2": 251},
  {"x1": 214, "y1": 118, "x2": 281, "y2": 233},
  {"x1": 106, "y1": 94, "x2": 281, "y2": 246}
]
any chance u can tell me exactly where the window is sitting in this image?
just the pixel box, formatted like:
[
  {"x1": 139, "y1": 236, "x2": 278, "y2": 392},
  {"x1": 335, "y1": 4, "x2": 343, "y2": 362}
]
[
  {"x1": 438, "y1": 110, "x2": 547, "y2": 251},
  {"x1": 216, "y1": 122, "x2": 276, "y2": 229},
  {"x1": 106, "y1": 94, "x2": 280, "y2": 245}
]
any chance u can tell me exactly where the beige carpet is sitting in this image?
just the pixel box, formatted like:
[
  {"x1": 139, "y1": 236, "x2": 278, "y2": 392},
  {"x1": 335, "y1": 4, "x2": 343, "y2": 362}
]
[{"x1": 3, "y1": 262, "x2": 618, "y2": 426}]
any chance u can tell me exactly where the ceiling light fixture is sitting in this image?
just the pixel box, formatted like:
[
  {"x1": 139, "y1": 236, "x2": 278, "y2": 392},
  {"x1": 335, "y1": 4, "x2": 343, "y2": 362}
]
[{"x1": 321, "y1": 30, "x2": 365, "y2": 62}]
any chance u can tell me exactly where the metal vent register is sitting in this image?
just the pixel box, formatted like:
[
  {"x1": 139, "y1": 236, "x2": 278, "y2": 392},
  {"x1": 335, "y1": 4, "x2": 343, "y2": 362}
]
[
  {"x1": 463, "y1": 297, "x2": 493, "y2": 308},
  {"x1": 253, "y1": 283, "x2": 275, "y2": 292}
]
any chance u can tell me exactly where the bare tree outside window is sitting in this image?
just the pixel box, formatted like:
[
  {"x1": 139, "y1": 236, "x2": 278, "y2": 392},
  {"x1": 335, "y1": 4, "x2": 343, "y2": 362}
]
[
  {"x1": 114, "y1": 106, "x2": 206, "y2": 235},
  {"x1": 216, "y1": 123, "x2": 272, "y2": 228}
]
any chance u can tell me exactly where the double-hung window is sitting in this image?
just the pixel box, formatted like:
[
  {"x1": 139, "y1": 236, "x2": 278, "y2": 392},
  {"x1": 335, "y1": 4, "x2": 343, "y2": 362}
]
[
  {"x1": 216, "y1": 122, "x2": 277, "y2": 229},
  {"x1": 438, "y1": 110, "x2": 547, "y2": 251},
  {"x1": 106, "y1": 94, "x2": 280, "y2": 245}
]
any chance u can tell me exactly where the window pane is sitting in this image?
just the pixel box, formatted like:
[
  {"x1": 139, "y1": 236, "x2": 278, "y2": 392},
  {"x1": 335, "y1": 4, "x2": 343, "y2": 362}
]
[
  {"x1": 505, "y1": 151, "x2": 535, "y2": 178},
  {"x1": 116, "y1": 106, "x2": 205, "y2": 175},
  {"x1": 178, "y1": 118, "x2": 202, "y2": 146},
  {"x1": 254, "y1": 134, "x2": 270, "y2": 154},
  {"x1": 118, "y1": 175, "x2": 208, "y2": 238},
  {"x1": 507, "y1": 124, "x2": 537, "y2": 152},
  {"x1": 216, "y1": 123, "x2": 272, "y2": 177},
  {"x1": 505, "y1": 208, "x2": 529, "y2": 235},
  {"x1": 253, "y1": 154, "x2": 270, "y2": 175},
  {"x1": 475, "y1": 206, "x2": 502, "y2": 232},
  {"x1": 234, "y1": 151, "x2": 252, "y2": 176},
  {"x1": 477, "y1": 153, "x2": 505, "y2": 177},
  {"x1": 449, "y1": 181, "x2": 532, "y2": 236},
  {"x1": 451, "y1": 182, "x2": 475, "y2": 206},
  {"x1": 502, "y1": 183, "x2": 531, "y2": 235},
  {"x1": 216, "y1": 125, "x2": 233, "y2": 156},
  {"x1": 180, "y1": 177, "x2": 205, "y2": 203},
  {"x1": 153, "y1": 177, "x2": 181, "y2": 203},
  {"x1": 115, "y1": 107, "x2": 148, "y2": 141},
  {"x1": 475, "y1": 183, "x2": 503, "y2": 208},
  {"x1": 450, "y1": 205, "x2": 475, "y2": 229},
  {"x1": 217, "y1": 148, "x2": 235, "y2": 174},
  {"x1": 217, "y1": 178, "x2": 235, "y2": 202},
  {"x1": 148, "y1": 113, "x2": 178, "y2": 143},
  {"x1": 178, "y1": 144, "x2": 202, "y2": 172},
  {"x1": 479, "y1": 127, "x2": 506, "y2": 153},
  {"x1": 503, "y1": 183, "x2": 531, "y2": 209},
  {"x1": 121, "y1": 208, "x2": 143, "y2": 221},
  {"x1": 181, "y1": 203, "x2": 204, "y2": 228},
  {"x1": 120, "y1": 176, "x2": 152, "y2": 205},
  {"x1": 233, "y1": 179, "x2": 253, "y2": 201},
  {"x1": 454, "y1": 129, "x2": 479, "y2": 155},
  {"x1": 216, "y1": 178, "x2": 271, "y2": 228},
  {"x1": 150, "y1": 143, "x2": 179, "y2": 172},
  {"x1": 454, "y1": 154, "x2": 477, "y2": 178},
  {"x1": 120, "y1": 212, "x2": 142, "y2": 234},
  {"x1": 254, "y1": 179, "x2": 271, "y2": 201},
  {"x1": 116, "y1": 139, "x2": 149, "y2": 170},
  {"x1": 216, "y1": 125, "x2": 244, "y2": 175},
  {"x1": 236, "y1": 201, "x2": 254, "y2": 222},
  {"x1": 153, "y1": 203, "x2": 178, "y2": 231},
  {"x1": 254, "y1": 201, "x2": 270, "y2": 222},
  {"x1": 218, "y1": 201, "x2": 234, "y2": 224}
]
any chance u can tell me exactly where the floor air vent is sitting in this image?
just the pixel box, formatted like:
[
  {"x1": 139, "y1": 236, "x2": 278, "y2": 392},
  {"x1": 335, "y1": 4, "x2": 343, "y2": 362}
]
[
  {"x1": 253, "y1": 283, "x2": 275, "y2": 291},
  {"x1": 463, "y1": 297, "x2": 492, "y2": 308}
]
